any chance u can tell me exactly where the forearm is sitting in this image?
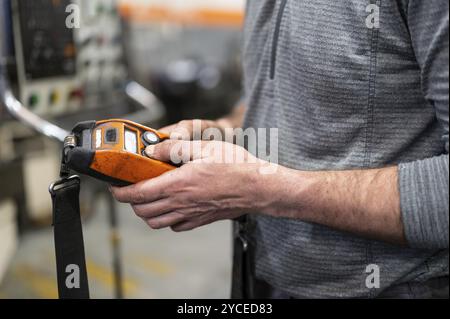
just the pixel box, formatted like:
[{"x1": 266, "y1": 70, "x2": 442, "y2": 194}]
[{"x1": 261, "y1": 165, "x2": 406, "y2": 245}]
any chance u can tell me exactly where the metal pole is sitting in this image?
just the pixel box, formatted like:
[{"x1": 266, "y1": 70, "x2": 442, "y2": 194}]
[
  {"x1": 0, "y1": 63, "x2": 69, "y2": 142},
  {"x1": 107, "y1": 191, "x2": 124, "y2": 299}
]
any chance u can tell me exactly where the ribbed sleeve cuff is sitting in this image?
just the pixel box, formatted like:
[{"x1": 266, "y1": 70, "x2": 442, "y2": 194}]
[{"x1": 399, "y1": 155, "x2": 449, "y2": 250}]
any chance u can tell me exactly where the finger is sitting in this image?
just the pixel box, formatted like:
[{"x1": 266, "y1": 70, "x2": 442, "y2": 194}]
[
  {"x1": 110, "y1": 185, "x2": 134, "y2": 203},
  {"x1": 110, "y1": 184, "x2": 153, "y2": 204},
  {"x1": 132, "y1": 199, "x2": 174, "y2": 218},
  {"x1": 158, "y1": 124, "x2": 177, "y2": 134},
  {"x1": 170, "y1": 210, "x2": 229, "y2": 232},
  {"x1": 146, "y1": 140, "x2": 217, "y2": 164},
  {"x1": 160, "y1": 120, "x2": 217, "y2": 141},
  {"x1": 146, "y1": 212, "x2": 187, "y2": 230},
  {"x1": 158, "y1": 124, "x2": 183, "y2": 137},
  {"x1": 146, "y1": 140, "x2": 186, "y2": 163},
  {"x1": 170, "y1": 220, "x2": 200, "y2": 232},
  {"x1": 110, "y1": 172, "x2": 179, "y2": 204},
  {"x1": 160, "y1": 120, "x2": 193, "y2": 140}
]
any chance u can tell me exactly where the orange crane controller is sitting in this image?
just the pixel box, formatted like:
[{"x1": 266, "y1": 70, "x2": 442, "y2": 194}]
[{"x1": 64, "y1": 119, "x2": 176, "y2": 186}]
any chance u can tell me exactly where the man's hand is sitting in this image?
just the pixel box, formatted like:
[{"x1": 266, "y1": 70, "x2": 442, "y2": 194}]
[
  {"x1": 110, "y1": 140, "x2": 269, "y2": 232},
  {"x1": 159, "y1": 119, "x2": 224, "y2": 141},
  {"x1": 111, "y1": 125, "x2": 406, "y2": 245}
]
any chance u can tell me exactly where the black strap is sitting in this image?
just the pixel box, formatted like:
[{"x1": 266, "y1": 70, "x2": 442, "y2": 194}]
[
  {"x1": 231, "y1": 216, "x2": 254, "y2": 299},
  {"x1": 231, "y1": 223, "x2": 246, "y2": 299},
  {"x1": 51, "y1": 177, "x2": 90, "y2": 299}
]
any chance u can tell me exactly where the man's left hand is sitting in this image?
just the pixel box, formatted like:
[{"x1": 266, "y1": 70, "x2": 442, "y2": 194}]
[{"x1": 110, "y1": 140, "x2": 270, "y2": 232}]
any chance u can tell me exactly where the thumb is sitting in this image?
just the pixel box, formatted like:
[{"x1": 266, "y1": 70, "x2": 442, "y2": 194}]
[
  {"x1": 145, "y1": 140, "x2": 179, "y2": 163},
  {"x1": 146, "y1": 140, "x2": 196, "y2": 164}
]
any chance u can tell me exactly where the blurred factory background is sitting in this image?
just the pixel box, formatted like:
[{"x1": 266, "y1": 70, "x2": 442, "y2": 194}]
[{"x1": 0, "y1": 0, "x2": 244, "y2": 298}]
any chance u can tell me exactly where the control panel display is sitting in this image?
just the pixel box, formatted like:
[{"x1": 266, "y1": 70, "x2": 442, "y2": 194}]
[
  {"x1": 0, "y1": 0, "x2": 14, "y2": 59},
  {"x1": 17, "y1": 0, "x2": 76, "y2": 80},
  {"x1": 124, "y1": 129, "x2": 138, "y2": 154}
]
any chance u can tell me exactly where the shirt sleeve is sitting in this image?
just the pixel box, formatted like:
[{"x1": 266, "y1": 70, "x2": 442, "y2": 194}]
[{"x1": 398, "y1": 0, "x2": 449, "y2": 250}]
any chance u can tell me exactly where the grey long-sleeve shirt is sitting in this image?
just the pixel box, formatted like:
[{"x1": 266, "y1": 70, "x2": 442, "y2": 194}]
[{"x1": 242, "y1": 0, "x2": 449, "y2": 298}]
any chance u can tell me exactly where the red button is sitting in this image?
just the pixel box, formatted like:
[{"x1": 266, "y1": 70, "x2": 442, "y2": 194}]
[{"x1": 69, "y1": 88, "x2": 84, "y2": 100}]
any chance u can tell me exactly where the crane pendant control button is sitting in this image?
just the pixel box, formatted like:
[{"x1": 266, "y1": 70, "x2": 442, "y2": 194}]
[
  {"x1": 105, "y1": 128, "x2": 118, "y2": 143},
  {"x1": 142, "y1": 131, "x2": 160, "y2": 145}
]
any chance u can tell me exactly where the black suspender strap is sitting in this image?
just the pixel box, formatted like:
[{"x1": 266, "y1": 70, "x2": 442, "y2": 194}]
[{"x1": 50, "y1": 175, "x2": 90, "y2": 299}]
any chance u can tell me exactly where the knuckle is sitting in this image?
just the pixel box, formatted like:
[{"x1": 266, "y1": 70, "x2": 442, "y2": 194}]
[
  {"x1": 165, "y1": 140, "x2": 178, "y2": 153},
  {"x1": 173, "y1": 121, "x2": 193, "y2": 140},
  {"x1": 113, "y1": 189, "x2": 128, "y2": 203},
  {"x1": 179, "y1": 120, "x2": 193, "y2": 129},
  {"x1": 173, "y1": 193, "x2": 188, "y2": 205},
  {"x1": 132, "y1": 205, "x2": 145, "y2": 217},
  {"x1": 157, "y1": 186, "x2": 167, "y2": 199},
  {"x1": 152, "y1": 142, "x2": 163, "y2": 154},
  {"x1": 131, "y1": 185, "x2": 146, "y2": 204},
  {"x1": 110, "y1": 189, "x2": 120, "y2": 201},
  {"x1": 159, "y1": 140, "x2": 175, "y2": 156},
  {"x1": 171, "y1": 210, "x2": 185, "y2": 221}
]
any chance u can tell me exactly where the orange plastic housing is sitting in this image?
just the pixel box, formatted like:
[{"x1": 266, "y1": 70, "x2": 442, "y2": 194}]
[{"x1": 89, "y1": 119, "x2": 175, "y2": 184}]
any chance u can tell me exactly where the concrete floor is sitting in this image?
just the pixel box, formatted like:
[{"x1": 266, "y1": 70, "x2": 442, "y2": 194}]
[{"x1": 0, "y1": 195, "x2": 232, "y2": 299}]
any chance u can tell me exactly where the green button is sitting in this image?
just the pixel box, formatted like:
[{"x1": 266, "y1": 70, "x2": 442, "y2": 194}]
[{"x1": 28, "y1": 94, "x2": 39, "y2": 108}]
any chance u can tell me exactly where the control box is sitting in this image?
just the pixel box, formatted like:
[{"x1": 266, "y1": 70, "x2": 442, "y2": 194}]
[
  {"x1": 64, "y1": 119, "x2": 175, "y2": 186},
  {"x1": 8, "y1": 0, "x2": 126, "y2": 117},
  {"x1": 74, "y1": 0, "x2": 126, "y2": 97},
  {"x1": 11, "y1": 0, "x2": 82, "y2": 116}
]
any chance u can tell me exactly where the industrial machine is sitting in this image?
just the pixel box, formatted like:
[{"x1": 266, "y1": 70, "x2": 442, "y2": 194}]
[
  {"x1": 1, "y1": 0, "x2": 244, "y2": 299},
  {"x1": 11, "y1": 0, "x2": 81, "y2": 116},
  {"x1": 0, "y1": 0, "x2": 165, "y2": 298},
  {"x1": 8, "y1": 0, "x2": 127, "y2": 116}
]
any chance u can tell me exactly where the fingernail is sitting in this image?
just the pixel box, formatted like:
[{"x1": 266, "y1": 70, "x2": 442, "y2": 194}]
[{"x1": 145, "y1": 145, "x2": 155, "y2": 157}]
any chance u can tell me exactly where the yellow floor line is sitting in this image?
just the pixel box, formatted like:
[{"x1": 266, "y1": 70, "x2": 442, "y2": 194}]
[
  {"x1": 86, "y1": 259, "x2": 138, "y2": 296},
  {"x1": 132, "y1": 256, "x2": 175, "y2": 277},
  {"x1": 41, "y1": 252, "x2": 140, "y2": 297},
  {"x1": 13, "y1": 265, "x2": 58, "y2": 299}
]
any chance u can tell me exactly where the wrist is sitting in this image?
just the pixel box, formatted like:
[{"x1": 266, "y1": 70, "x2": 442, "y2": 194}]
[{"x1": 254, "y1": 164, "x2": 318, "y2": 218}]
